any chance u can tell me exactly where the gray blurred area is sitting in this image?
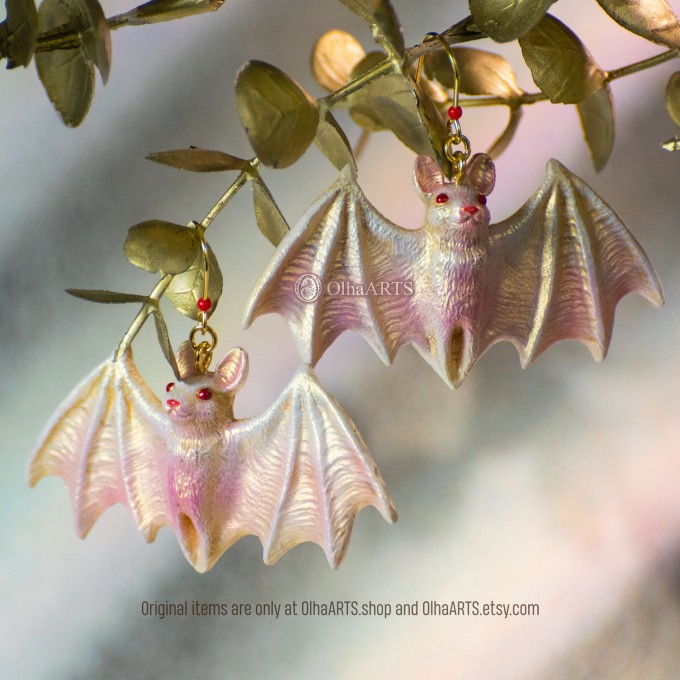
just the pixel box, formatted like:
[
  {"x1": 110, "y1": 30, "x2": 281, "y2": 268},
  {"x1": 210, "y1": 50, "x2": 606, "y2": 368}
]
[{"x1": 2, "y1": 1, "x2": 680, "y2": 678}]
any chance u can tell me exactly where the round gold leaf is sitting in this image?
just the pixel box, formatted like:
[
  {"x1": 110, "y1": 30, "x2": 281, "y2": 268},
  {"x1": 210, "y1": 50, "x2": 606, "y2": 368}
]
[
  {"x1": 596, "y1": 0, "x2": 680, "y2": 50},
  {"x1": 519, "y1": 14, "x2": 605, "y2": 104},
  {"x1": 166, "y1": 246, "x2": 223, "y2": 320},
  {"x1": 427, "y1": 46, "x2": 522, "y2": 100},
  {"x1": 665, "y1": 72, "x2": 680, "y2": 126},
  {"x1": 311, "y1": 29, "x2": 366, "y2": 92},
  {"x1": 124, "y1": 221, "x2": 199, "y2": 274},
  {"x1": 235, "y1": 60, "x2": 320, "y2": 168},
  {"x1": 469, "y1": 0, "x2": 553, "y2": 42}
]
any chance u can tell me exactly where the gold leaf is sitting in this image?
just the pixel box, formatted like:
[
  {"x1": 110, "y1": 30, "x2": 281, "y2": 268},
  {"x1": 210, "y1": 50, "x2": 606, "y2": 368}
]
[
  {"x1": 596, "y1": 0, "x2": 680, "y2": 49},
  {"x1": 314, "y1": 103, "x2": 356, "y2": 171},
  {"x1": 236, "y1": 60, "x2": 320, "y2": 169},
  {"x1": 5, "y1": 0, "x2": 38, "y2": 68},
  {"x1": 487, "y1": 106, "x2": 523, "y2": 159},
  {"x1": 338, "y1": 0, "x2": 404, "y2": 56},
  {"x1": 124, "y1": 221, "x2": 199, "y2": 274},
  {"x1": 166, "y1": 246, "x2": 223, "y2": 320},
  {"x1": 311, "y1": 29, "x2": 366, "y2": 92},
  {"x1": 35, "y1": 0, "x2": 110, "y2": 125},
  {"x1": 112, "y1": 0, "x2": 223, "y2": 26},
  {"x1": 519, "y1": 14, "x2": 605, "y2": 104},
  {"x1": 661, "y1": 135, "x2": 680, "y2": 151},
  {"x1": 344, "y1": 61, "x2": 450, "y2": 174},
  {"x1": 469, "y1": 0, "x2": 553, "y2": 42},
  {"x1": 66, "y1": 289, "x2": 150, "y2": 303},
  {"x1": 252, "y1": 176, "x2": 290, "y2": 246},
  {"x1": 146, "y1": 148, "x2": 250, "y2": 172},
  {"x1": 577, "y1": 85, "x2": 615, "y2": 172},
  {"x1": 665, "y1": 71, "x2": 680, "y2": 126},
  {"x1": 73, "y1": 0, "x2": 110, "y2": 83},
  {"x1": 347, "y1": 51, "x2": 388, "y2": 131},
  {"x1": 152, "y1": 308, "x2": 180, "y2": 380},
  {"x1": 427, "y1": 46, "x2": 522, "y2": 100}
]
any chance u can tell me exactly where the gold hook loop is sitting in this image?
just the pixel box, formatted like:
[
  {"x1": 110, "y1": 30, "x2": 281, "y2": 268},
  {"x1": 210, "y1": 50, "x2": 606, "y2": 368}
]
[
  {"x1": 415, "y1": 33, "x2": 471, "y2": 184},
  {"x1": 416, "y1": 32, "x2": 461, "y2": 109}
]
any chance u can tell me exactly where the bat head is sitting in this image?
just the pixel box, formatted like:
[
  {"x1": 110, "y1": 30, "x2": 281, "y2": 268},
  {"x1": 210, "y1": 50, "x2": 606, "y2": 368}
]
[
  {"x1": 164, "y1": 342, "x2": 249, "y2": 429},
  {"x1": 414, "y1": 153, "x2": 495, "y2": 235}
]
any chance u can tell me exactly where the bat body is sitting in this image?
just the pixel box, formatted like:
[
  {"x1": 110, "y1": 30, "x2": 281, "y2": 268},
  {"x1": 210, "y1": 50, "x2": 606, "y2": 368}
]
[
  {"x1": 29, "y1": 343, "x2": 396, "y2": 571},
  {"x1": 245, "y1": 154, "x2": 664, "y2": 387}
]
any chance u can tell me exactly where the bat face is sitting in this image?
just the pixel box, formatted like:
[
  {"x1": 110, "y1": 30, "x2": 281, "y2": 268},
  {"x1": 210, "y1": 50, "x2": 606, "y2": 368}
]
[
  {"x1": 165, "y1": 345, "x2": 249, "y2": 434},
  {"x1": 423, "y1": 183, "x2": 491, "y2": 235},
  {"x1": 414, "y1": 153, "x2": 496, "y2": 245},
  {"x1": 164, "y1": 376, "x2": 234, "y2": 428}
]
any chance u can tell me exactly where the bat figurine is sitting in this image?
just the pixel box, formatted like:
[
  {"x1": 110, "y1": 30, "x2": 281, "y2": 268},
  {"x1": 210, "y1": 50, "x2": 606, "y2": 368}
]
[
  {"x1": 29, "y1": 342, "x2": 396, "y2": 572},
  {"x1": 245, "y1": 154, "x2": 663, "y2": 387}
]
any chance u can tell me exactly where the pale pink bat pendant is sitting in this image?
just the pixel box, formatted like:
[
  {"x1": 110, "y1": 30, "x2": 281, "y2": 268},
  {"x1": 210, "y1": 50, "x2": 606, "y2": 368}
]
[
  {"x1": 245, "y1": 154, "x2": 664, "y2": 387},
  {"x1": 29, "y1": 342, "x2": 396, "y2": 571}
]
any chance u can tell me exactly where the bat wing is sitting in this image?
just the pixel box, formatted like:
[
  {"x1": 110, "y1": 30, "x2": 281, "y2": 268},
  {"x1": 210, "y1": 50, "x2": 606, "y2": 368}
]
[
  {"x1": 244, "y1": 165, "x2": 425, "y2": 365},
  {"x1": 185, "y1": 367, "x2": 397, "y2": 571},
  {"x1": 28, "y1": 350, "x2": 170, "y2": 542},
  {"x1": 477, "y1": 159, "x2": 663, "y2": 366}
]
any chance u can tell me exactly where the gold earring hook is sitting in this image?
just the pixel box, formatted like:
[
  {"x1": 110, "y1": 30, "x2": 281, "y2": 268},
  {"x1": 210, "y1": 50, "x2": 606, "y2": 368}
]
[
  {"x1": 415, "y1": 32, "x2": 471, "y2": 183},
  {"x1": 190, "y1": 221, "x2": 218, "y2": 373}
]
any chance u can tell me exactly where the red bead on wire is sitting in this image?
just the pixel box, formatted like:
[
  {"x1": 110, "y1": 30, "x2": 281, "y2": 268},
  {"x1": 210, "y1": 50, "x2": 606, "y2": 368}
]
[
  {"x1": 197, "y1": 297, "x2": 212, "y2": 312},
  {"x1": 448, "y1": 105, "x2": 462, "y2": 121}
]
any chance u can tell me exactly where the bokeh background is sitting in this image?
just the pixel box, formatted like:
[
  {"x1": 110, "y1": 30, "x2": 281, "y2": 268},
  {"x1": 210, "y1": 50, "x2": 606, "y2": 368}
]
[{"x1": 2, "y1": 1, "x2": 680, "y2": 678}]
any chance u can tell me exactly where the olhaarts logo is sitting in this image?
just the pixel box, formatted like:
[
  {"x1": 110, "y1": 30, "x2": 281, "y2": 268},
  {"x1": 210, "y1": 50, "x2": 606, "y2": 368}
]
[
  {"x1": 294, "y1": 274, "x2": 414, "y2": 302},
  {"x1": 295, "y1": 274, "x2": 323, "y2": 302}
]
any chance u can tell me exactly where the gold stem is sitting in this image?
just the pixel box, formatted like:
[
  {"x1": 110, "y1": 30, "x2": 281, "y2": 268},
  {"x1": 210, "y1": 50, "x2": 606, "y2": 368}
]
[
  {"x1": 605, "y1": 49, "x2": 678, "y2": 82},
  {"x1": 115, "y1": 163, "x2": 256, "y2": 358}
]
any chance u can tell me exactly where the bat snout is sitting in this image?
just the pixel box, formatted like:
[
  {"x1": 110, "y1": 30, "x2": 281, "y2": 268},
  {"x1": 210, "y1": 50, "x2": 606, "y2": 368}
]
[
  {"x1": 166, "y1": 398, "x2": 180, "y2": 410},
  {"x1": 462, "y1": 205, "x2": 479, "y2": 216}
]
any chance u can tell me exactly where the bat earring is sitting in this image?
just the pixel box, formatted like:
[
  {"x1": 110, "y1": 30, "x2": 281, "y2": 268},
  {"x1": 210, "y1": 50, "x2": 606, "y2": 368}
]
[
  {"x1": 245, "y1": 35, "x2": 663, "y2": 388},
  {"x1": 29, "y1": 227, "x2": 396, "y2": 572}
]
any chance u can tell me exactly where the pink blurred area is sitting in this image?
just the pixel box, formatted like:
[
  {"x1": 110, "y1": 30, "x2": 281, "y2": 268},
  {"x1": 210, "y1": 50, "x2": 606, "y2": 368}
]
[{"x1": 2, "y1": 1, "x2": 680, "y2": 678}]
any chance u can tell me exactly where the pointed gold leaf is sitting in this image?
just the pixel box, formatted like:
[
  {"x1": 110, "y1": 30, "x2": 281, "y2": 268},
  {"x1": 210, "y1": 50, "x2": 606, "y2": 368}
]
[
  {"x1": 5, "y1": 0, "x2": 37, "y2": 67},
  {"x1": 665, "y1": 71, "x2": 680, "y2": 126},
  {"x1": 146, "y1": 148, "x2": 250, "y2": 172},
  {"x1": 314, "y1": 103, "x2": 356, "y2": 171},
  {"x1": 311, "y1": 29, "x2": 366, "y2": 92},
  {"x1": 577, "y1": 85, "x2": 615, "y2": 172},
  {"x1": 661, "y1": 135, "x2": 680, "y2": 151},
  {"x1": 124, "y1": 221, "x2": 200, "y2": 274},
  {"x1": 66, "y1": 289, "x2": 151, "y2": 304},
  {"x1": 519, "y1": 14, "x2": 605, "y2": 104},
  {"x1": 236, "y1": 60, "x2": 320, "y2": 169},
  {"x1": 112, "y1": 0, "x2": 223, "y2": 26},
  {"x1": 339, "y1": 0, "x2": 404, "y2": 56},
  {"x1": 166, "y1": 246, "x2": 223, "y2": 320},
  {"x1": 152, "y1": 308, "x2": 180, "y2": 379},
  {"x1": 595, "y1": 0, "x2": 680, "y2": 49},
  {"x1": 252, "y1": 176, "x2": 290, "y2": 246},
  {"x1": 469, "y1": 0, "x2": 553, "y2": 42}
]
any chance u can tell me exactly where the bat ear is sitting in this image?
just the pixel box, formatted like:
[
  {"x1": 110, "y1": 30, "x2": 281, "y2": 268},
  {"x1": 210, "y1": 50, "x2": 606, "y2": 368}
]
[
  {"x1": 465, "y1": 153, "x2": 495, "y2": 195},
  {"x1": 413, "y1": 154, "x2": 446, "y2": 199},
  {"x1": 213, "y1": 347, "x2": 249, "y2": 393},
  {"x1": 175, "y1": 341, "x2": 196, "y2": 380}
]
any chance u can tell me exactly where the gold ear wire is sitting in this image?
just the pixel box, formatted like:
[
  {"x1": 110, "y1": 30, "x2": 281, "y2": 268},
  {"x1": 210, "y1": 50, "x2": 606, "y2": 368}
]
[
  {"x1": 190, "y1": 221, "x2": 218, "y2": 373},
  {"x1": 416, "y1": 32, "x2": 470, "y2": 183}
]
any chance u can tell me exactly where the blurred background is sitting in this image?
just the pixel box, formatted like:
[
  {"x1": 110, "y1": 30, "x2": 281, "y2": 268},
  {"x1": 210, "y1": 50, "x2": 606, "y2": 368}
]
[{"x1": 2, "y1": 1, "x2": 680, "y2": 678}]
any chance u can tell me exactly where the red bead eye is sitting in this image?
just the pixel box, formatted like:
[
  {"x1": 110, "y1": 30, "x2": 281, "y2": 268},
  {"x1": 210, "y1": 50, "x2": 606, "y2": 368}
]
[
  {"x1": 166, "y1": 382, "x2": 175, "y2": 392},
  {"x1": 477, "y1": 194, "x2": 487, "y2": 205},
  {"x1": 436, "y1": 193, "x2": 449, "y2": 204},
  {"x1": 197, "y1": 387, "x2": 212, "y2": 401}
]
